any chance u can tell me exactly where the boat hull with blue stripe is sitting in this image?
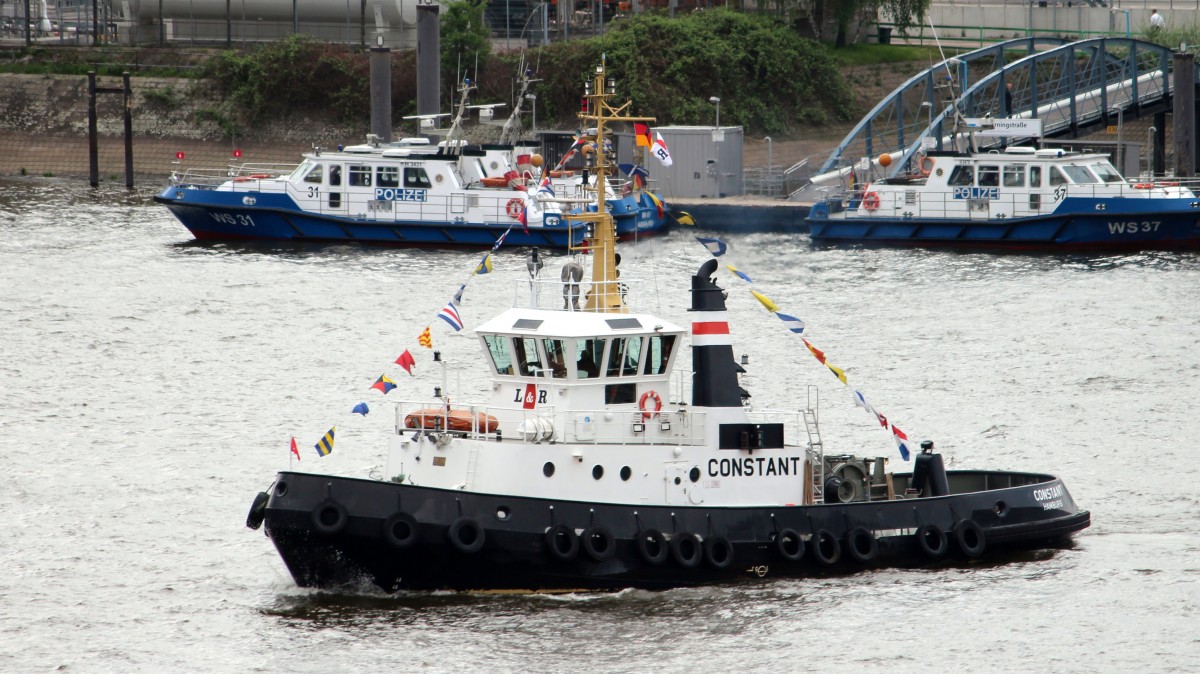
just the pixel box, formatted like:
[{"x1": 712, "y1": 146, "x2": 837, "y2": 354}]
[{"x1": 807, "y1": 146, "x2": 1200, "y2": 250}]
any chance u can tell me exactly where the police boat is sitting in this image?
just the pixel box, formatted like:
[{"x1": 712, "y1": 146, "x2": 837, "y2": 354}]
[
  {"x1": 245, "y1": 62, "x2": 1090, "y2": 592},
  {"x1": 806, "y1": 144, "x2": 1200, "y2": 250}
]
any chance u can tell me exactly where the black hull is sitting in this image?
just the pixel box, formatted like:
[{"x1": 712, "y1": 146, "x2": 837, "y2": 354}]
[{"x1": 255, "y1": 471, "x2": 1089, "y2": 593}]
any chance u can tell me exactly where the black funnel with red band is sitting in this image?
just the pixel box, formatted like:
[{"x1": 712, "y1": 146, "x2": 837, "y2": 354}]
[{"x1": 690, "y1": 260, "x2": 743, "y2": 408}]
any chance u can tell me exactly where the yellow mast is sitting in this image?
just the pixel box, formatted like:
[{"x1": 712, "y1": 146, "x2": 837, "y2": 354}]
[{"x1": 567, "y1": 57, "x2": 655, "y2": 314}]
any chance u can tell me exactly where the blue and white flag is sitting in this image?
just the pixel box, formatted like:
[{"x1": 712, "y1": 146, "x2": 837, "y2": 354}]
[
  {"x1": 696, "y1": 236, "x2": 727, "y2": 257},
  {"x1": 776, "y1": 312, "x2": 805, "y2": 334},
  {"x1": 437, "y1": 302, "x2": 464, "y2": 331}
]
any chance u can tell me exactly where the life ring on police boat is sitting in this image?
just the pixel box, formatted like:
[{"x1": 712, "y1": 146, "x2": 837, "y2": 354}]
[
  {"x1": 506, "y1": 198, "x2": 525, "y2": 220},
  {"x1": 860, "y1": 191, "x2": 880, "y2": 211},
  {"x1": 918, "y1": 155, "x2": 935, "y2": 176},
  {"x1": 638, "y1": 390, "x2": 663, "y2": 419}
]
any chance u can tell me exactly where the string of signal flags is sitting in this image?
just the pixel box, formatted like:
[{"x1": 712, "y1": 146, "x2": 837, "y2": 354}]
[
  {"x1": 694, "y1": 236, "x2": 913, "y2": 461},
  {"x1": 288, "y1": 222, "x2": 519, "y2": 464}
]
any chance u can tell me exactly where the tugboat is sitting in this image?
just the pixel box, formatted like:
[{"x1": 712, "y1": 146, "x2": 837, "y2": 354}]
[
  {"x1": 245, "y1": 62, "x2": 1090, "y2": 592},
  {"x1": 806, "y1": 142, "x2": 1200, "y2": 251}
]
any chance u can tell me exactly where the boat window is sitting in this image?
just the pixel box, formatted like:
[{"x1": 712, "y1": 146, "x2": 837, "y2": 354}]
[
  {"x1": 1003, "y1": 165, "x2": 1025, "y2": 187},
  {"x1": 1090, "y1": 162, "x2": 1124, "y2": 184},
  {"x1": 329, "y1": 165, "x2": 342, "y2": 187},
  {"x1": 948, "y1": 166, "x2": 974, "y2": 186},
  {"x1": 643, "y1": 335, "x2": 676, "y2": 375},
  {"x1": 1062, "y1": 165, "x2": 1097, "y2": 184},
  {"x1": 404, "y1": 168, "x2": 433, "y2": 189},
  {"x1": 977, "y1": 165, "x2": 1000, "y2": 187},
  {"x1": 349, "y1": 165, "x2": 373, "y2": 187},
  {"x1": 1049, "y1": 166, "x2": 1068, "y2": 186},
  {"x1": 541, "y1": 338, "x2": 568, "y2": 379},
  {"x1": 483, "y1": 334, "x2": 514, "y2": 376},
  {"x1": 575, "y1": 338, "x2": 605, "y2": 379},
  {"x1": 377, "y1": 166, "x2": 400, "y2": 188},
  {"x1": 302, "y1": 163, "x2": 323, "y2": 184},
  {"x1": 605, "y1": 383, "x2": 636, "y2": 405},
  {"x1": 606, "y1": 336, "x2": 643, "y2": 377},
  {"x1": 513, "y1": 337, "x2": 542, "y2": 376},
  {"x1": 1029, "y1": 166, "x2": 1042, "y2": 188}
]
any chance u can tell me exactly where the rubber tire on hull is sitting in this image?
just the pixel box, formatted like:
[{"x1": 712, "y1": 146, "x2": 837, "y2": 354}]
[
  {"x1": 448, "y1": 517, "x2": 485, "y2": 554},
  {"x1": 246, "y1": 491, "x2": 269, "y2": 530},
  {"x1": 581, "y1": 526, "x2": 616, "y2": 561},
  {"x1": 846, "y1": 527, "x2": 878, "y2": 563},
  {"x1": 703, "y1": 535, "x2": 735, "y2": 569},
  {"x1": 811, "y1": 529, "x2": 841, "y2": 566},
  {"x1": 382, "y1": 512, "x2": 419, "y2": 549},
  {"x1": 545, "y1": 524, "x2": 580, "y2": 561},
  {"x1": 915, "y1": 524, "x2": 949, "y2": 559},
  {"x1": 671, "y1": 532, "x2": 703, "y2": 568},
  {"x1": 311, "y1": 499, "x2": 348, "y2": 536},
  {"x1": 636, "y1": 529, "x2": 669, "y2": 565},
  {"x1": 954, "y1": 519, "x2": 986, "y2": 558},
  {"x1": 775, "y1": 528, "x2": 805, "y2": 562}
]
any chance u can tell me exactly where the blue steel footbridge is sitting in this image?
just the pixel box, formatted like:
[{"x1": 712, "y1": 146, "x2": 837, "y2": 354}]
[{"x1": 808, "y1": 37, "x2": 1179, "y2": 192}]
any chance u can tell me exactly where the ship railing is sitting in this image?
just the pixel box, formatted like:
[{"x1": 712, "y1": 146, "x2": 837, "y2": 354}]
[
  {"x1": 512, "y1": 277, "x2": 646, "y2": 313},
  {"x1": 745, "y1": 408, "x2": 807, "y2": 449},
  {"x1": 825, "y1": 179, "x2": 1200, "y2": 218},
  {"x1": 271, "y1": 183, "x2": 567, "y2": 225},
  {"x1": 169, "y1": 163, "x2": 296, "y2": 188},
  {"x1": 392, "y1": 400, "x2": 710, "y2": 446}
]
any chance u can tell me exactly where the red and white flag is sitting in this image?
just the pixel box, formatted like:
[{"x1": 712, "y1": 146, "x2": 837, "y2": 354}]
[
  {"x1": 290, "y1": 436, "x2": 301, "y2": 461},
  {"x1": 651, "y1": 132, "x2": 673, "y2": 167}
]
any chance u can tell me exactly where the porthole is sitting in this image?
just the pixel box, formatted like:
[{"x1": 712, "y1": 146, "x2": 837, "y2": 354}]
[
  {"x1": 543, "y1": 462, "x2": 555, "y2": 477},
  {"x1": 496, "y1": 506, "x2": 511, "y2": 521},
  {"x1": 620, "y1": 466, "x2": 632, "y2": 481},
  {"x1": 994, "y1": 501, "x2": 1009, "y2": 517},
  {"x1": 274, "y1": 481, "x2": 288, "y2": 497},
  {"x1": 689, "y1": 466, "x2": 700, "y2": 482},
  {"x1": 674, "y1": 476, "x2": 681, "y2": 485},
  {"x1": 592, "y1": 465, "x2": 604, "y2": 480}
]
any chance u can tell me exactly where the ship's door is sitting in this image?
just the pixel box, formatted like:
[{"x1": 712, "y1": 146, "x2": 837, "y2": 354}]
[{"x1": 664, "y1": 462, "x2": 690, "y2": 506}]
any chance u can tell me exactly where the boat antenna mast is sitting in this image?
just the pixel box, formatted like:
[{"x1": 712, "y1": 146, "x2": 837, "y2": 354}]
[
  {"x1": 443, "y1": 76, "x2": 477, "y2": 157},
  {"x1": 569, "y1": 56, "x2": 654, "y2": 314},
  {"x1": 498, "y1": 56, "x2": 541, "y2": 146}
]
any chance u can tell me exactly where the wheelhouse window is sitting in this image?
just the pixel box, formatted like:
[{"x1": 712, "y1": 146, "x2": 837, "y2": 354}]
[
  {"x1": 606, "y1": 336, "x2": 643, "y2": 378},
  {"x1": 977, "y1": 165, "x2": 1000, "y2": 187},
  {"x1": 1030, "y1": 166, "x2": 1042, "y2": 188},
  {"x1": 1003, "y1": 165, "x2": 1025, "y2": 187},
  {"x1": 948, "y1": 166, "x2": 974, "y2": 186},
  {"x1": 377, "y1": 166, "x2": 400, "y2": 188},
  {"x1": 329, "y1": 165, "x2": 342, "y2": 186},
  {"x1": 643, "y1": 335, "x2": 676, "y2": 375},
  {"x1": 302, "y1": 162, "x2": 323, "y2": 183},
  {"x1": 483, "y1": 334, "x2": 514, "y2": 375},
  {"x1": 404, "y1": 168, "x2": 433, "y2": 188},
  {"x1": 513, "y1": 337, "x2": 542, "y2": 376},
  {"x1": 575, "y1": 338, "x2": 606, "y2": 379},
  {"x1": 542, "y1": 338, "x2": 568, "y2": 379},
  {"x1": 1062, "y1": 165, "x2": 1096, "y2": 184},
  {"x1": 1049, "y1": 166, "x2": 1069, "y2": 186},
  {"x1": 349, "y1": 165, "x2": 372, "y2": 187},
  {"x1": 1090, "y1": 162, "x2": 1124, "y2": 184}
]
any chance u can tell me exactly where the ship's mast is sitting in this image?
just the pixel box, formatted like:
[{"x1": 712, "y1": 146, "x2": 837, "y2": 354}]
[{"x1": 569, "y1": 57, "x2": 655, "y2": 314}]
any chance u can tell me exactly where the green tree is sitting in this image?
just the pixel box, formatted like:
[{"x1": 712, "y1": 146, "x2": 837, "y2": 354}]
[
  {"x1": 440, "y1": 0, "x2": 491, "y2": 93},
  {"x1": 803, "y1": 0, "x2": 929, "y2": 47}
]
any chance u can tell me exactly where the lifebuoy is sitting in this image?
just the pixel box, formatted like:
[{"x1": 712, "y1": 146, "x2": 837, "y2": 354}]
[
  {"x1": 846, "y1": 527, "x2": 878, "y2": 563},
  {"x1": 775, "y1": 528, "x2": 805, "y2": 561},
  {"x1": 636, "y1": 529, "x2": 668, "y2": 565},
  {"x1": 703, "y1": 535, "x2": 734, "y2": 569},
  {"x1": 545, "y1": 523, "x2": 579, "y2": 561},
  {"x1": 953, "y1": 519, "x2": 986, "y2": 558},
  {"x1": 810, "y1": 529, "x2": 841, "y2": 566},
  {"x1": 670, "y1": 532, "x2": 702, "y2": 568},
  {"x1": 245, "y1": 491, "x2": 269, "y2": 530},
  {"x1": 918, "y1": 156, "x2": 935, "y2": 176},
  {"x1": 383, "y1": 511, "x2": 419, "y2": 549},
  {"x1": 311, "y1": 499, "x2": 347, "y2": 536},
  {"x1": 581, "y1": 525, "x2": 616, "y2": 561},
  {"x1": 861, "y1": 191, "x2": 880, "y2": 211},
  {"x1": 638, "y1": 390, "x2": 663, "y2": 419},
  {"x1": 915, "y1": 523, "x2": 949, "y2": 559},
  {"x1": 506, "y1": 198, "x2": 524, "y2": 219},
  {"x1": 448, "y1": 516, "x2": 485, "y2": 553}
]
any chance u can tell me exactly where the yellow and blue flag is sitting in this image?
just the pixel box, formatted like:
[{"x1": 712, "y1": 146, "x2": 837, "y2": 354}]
[
  {"x1": 726, "y1": 264, "x2": 752, "y2": 283},
  {"x1": 475, "y1": 253, "x2": 493, "y2": 275},
  {"x1": 750, "y1": 289, "x2": 779, "y2": 313},
  {"x1": 314, "y1": 426, "x2": 336, "y2": 457}
]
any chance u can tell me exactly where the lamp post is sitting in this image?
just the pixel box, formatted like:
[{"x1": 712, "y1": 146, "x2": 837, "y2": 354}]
[
  {"x1": 526, "y1": 93, "x2": 537, "y2": 135},
  {"x1": 708, "y1": 95, "x2": 720, "y2": 128},
  {"x1": 764, "y1": 136, "x2": 773, "y2": 195},
  {"x1": 1110, "y1": 106, "x2": 1124, "y2": 175}
]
